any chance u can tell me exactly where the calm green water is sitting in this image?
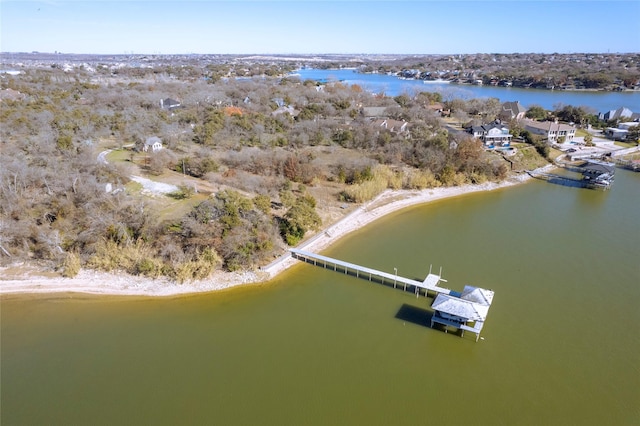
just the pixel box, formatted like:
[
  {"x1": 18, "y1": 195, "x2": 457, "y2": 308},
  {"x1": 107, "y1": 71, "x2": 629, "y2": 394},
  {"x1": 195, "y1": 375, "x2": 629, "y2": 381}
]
[{"x1": 2, "y1": 172, "x2": 639, "y2": 425}]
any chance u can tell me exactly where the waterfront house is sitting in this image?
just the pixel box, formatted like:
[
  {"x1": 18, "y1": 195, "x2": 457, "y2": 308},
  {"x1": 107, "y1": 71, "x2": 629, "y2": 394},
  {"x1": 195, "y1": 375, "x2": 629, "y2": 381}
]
[
  {"x1": 598, "y1": 106, "x2": 639, "y2": 122},
  {"x1": 604, "y1": 122, "x2": 640, "y2": 141},
  {"x1": 520, "y1": 118, "x2": 576, "y2": 143},
  {"x1": 469, "y1": 120, "x2": 512, "y2": 147},
  {"x1": 143, "y1": 136, "x2": 163, "y2": 152},
  {"x1": 499, "y1": 101, "x2": 527, "y2": 121}
]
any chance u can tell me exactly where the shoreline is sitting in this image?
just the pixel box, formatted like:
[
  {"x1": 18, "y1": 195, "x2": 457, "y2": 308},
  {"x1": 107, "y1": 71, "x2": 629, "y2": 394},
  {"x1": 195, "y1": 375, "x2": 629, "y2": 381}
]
[{"x1": 0, "y1": 171, "x2": 542, "y2": 298}]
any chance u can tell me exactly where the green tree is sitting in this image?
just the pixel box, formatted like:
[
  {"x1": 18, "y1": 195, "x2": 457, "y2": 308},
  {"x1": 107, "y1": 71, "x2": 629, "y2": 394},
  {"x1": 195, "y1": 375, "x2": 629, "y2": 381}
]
[
  {"x1": 281, "y1": 195, "x2": 321, "y2": 246},
  {"x1": 526, "y1": 105, "x2": 548, "y2": 121},
  {"x1": 253, "y1": 194, "x2": 271, "y2": 214},
  {"x1": 625, "y1": 125, "x2": 640, "y2": 143},
  {"x1": 393, "y1": 94, "x2": 411, "y2": 108},
  {"x1": 583, "y1": 133, "x2": 593, "y2": 146}
]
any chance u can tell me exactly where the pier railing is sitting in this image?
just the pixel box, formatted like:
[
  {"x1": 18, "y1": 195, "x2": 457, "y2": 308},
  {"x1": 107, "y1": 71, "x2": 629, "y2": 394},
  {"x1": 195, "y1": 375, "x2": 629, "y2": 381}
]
[{"x1": 290, "y1": 248, "x2": 452, "y2": 297}]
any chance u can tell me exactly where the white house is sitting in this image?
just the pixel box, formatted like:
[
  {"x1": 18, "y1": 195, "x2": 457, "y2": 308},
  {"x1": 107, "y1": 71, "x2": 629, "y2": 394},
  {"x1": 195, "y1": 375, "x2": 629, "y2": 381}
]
[
  {"x1": 143, "y1": 136, "x2": 162, "y2": 152},
  {"x1": 469, "y1": 120, "x2": 512, "y2": 147},
  {"x1": 598, "y1": 106, "x2": 639, "y2": 122},
  {"x1": 372, "y1": 119, "x2": 409, "y2": 134},
  {"x1": 604, "y1": 122, "x2": 639, "y2": 141}
]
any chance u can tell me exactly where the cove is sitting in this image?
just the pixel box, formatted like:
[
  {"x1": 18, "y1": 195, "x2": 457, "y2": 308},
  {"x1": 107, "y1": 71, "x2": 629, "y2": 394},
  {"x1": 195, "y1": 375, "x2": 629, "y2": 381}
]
[{"x1": 293, "y1": 68, "x2": 640, "y2": 112}]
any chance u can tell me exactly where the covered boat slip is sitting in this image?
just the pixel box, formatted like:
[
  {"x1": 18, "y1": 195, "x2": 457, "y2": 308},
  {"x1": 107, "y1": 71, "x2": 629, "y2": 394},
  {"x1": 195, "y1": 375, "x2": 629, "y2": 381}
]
[
  {"x1": 290, "y1": 249, "x2": 495, "y2": 341},
  {"x1": 431, "y1": 286, "x2": 495, "y2": 342}
]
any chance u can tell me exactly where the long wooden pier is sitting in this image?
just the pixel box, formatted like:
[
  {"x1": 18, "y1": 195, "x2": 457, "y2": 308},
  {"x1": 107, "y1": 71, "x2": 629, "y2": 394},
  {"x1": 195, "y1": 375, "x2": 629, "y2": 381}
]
[
  {"x1": 290, "y1": 248, "x2": 452, "y2": 297},
  {"x1": 290, "y1": 248, "x2": 494, "y2": 342}
]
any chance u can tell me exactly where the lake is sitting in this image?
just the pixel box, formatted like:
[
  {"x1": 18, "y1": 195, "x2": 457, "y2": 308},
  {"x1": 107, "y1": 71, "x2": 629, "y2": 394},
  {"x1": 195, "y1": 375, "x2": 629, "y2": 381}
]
[
  {"x1": 2, "y1": 170, "x2": 639, "y2": 425},
  {"x1": 293, "y1": 68, "x2": 640, "y2": 113}
]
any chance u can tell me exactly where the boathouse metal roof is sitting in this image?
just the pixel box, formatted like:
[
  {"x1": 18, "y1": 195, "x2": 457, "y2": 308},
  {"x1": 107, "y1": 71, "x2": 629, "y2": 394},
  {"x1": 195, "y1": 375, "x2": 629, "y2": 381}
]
[
  {"x1": 431, "y1": 294, "x2": 490, "y2": 322},
  {"x1": 460, "y1": 285, "x2": 494, "y2": 306}
]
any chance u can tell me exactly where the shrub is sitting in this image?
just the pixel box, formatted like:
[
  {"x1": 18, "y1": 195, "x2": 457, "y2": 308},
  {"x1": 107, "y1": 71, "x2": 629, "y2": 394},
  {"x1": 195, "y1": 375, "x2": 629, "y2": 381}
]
[
  {"x1": 60, "y1": 251, "x2": 81, "y2": 278},
  {"x1": 172, "y1": 247, "x2": 221, "y2": 283},
  {"x1": 281, "y1": 194, "x2": 322, "y2": 245},
  {"x1": 253, "y1": 194, "x2": 271, "y2": 214},
  {"x1": 167, "y1": 184, "x2": 195, "y2": 200},
  {"x1": 405, "y1": 169, "x2": 439, "y2": 189},
  {"x1": 88, "y1": 239, "x2": 160, "y2": 276}
]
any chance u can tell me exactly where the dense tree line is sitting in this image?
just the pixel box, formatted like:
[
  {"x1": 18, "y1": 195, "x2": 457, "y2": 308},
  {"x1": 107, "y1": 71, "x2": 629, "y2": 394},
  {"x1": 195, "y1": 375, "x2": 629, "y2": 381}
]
[{"x1": 359, "y1": 53, "x2": 640, "y2": 91}]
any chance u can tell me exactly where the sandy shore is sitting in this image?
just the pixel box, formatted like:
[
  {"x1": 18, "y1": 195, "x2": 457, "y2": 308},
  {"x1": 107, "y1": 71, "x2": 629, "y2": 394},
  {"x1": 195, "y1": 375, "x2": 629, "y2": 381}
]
[{"x1": 0, "y1": 171, "x2": 542, "y2": 297}]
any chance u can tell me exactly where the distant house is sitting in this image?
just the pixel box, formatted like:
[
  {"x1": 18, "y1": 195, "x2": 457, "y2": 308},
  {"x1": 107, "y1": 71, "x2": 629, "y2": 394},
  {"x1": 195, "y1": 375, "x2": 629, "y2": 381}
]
[
  {"x1": 0, "y1": 88, "x2": 25, "y2": 102},
  {"x1": 272, "y1": 105, "x2": 299, "y2": 117},
  {"x1": 520, "y1": 118, "x2": 576, "y2": 143},
  {"x1": 469, "y1": 120, "x2": 512, "y2": 146},
  {"x1": 160, "y1": 98, "x2": 181, "y2": 111},
  {"x1": 272, "y1": 98, "x2": 286, "y2": 108},
  {"x1": 270, "y1": 98, "x2": 299, "y2": 117},
  {"x1": 143, "y1": 136, "x2": 162, "y2": 152},
  {"x1": 598, "y1": 106, "x2": 639, "y2": 122},
  {"x1": 361, "y1": 106, "x2": 388, "y2": 119},
  {"x1": 372, "y1": 118, "x2": 409, "y2": 134},
  {"x1": 604, "y1": 122, "x2": 639, "y2": 141},
  {"x1": 499, "y1": 101, "x2": 527, "y2": 121},
  {"x1": 425, "y1": 102, "x2": 451, "y2": 117}
]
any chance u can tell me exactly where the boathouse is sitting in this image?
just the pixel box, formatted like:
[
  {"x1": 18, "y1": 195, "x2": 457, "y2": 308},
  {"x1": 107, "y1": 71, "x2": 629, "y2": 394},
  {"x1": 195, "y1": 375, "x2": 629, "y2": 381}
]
[
  {"x1": 431, "y1": 286, "x2": 494, "y2": 342},
  {"x1": 581, "y1": 161, "x2": 615, "y2": 188}
]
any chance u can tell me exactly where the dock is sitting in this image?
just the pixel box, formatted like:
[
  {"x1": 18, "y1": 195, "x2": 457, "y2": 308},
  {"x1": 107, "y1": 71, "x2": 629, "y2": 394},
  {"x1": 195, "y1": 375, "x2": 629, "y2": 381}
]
[
  {"x1": 290, "y1": 248, "x2": 494, "y2": 341},
  {"x1": 528, "y1": 160, "x2": 615, "y2": 190},
  {"x1": 290, "y1": 248, "x2": 451, "y2": 296}
]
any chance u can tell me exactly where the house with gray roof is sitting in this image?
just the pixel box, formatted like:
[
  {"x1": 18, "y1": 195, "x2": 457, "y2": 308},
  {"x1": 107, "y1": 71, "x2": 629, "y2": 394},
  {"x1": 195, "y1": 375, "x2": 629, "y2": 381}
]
[
  {"x1": 143, "y1": 136, "x2": 162, "y2": 152},
  {"x1": 604, "y1": 121, "x2": 640, "y2": 141},
  {"x1": 160, "y1": 98, "x2": 181, "y2": 111},
  {"x1": 372, "y1": 118, "x2": 409, "y2": 134},
  {"x1": 598, "y1": 106, "x2": 639, "y2": 122},
  {"x1": 499, "y1": 101, "x2": 527, "y2": 121},
  {"x1": 520, "y1": 118, "x2": 576, "y2": 143},
  {"x1": 469, "y1": 120, "x2": 512, "y2": 146}
]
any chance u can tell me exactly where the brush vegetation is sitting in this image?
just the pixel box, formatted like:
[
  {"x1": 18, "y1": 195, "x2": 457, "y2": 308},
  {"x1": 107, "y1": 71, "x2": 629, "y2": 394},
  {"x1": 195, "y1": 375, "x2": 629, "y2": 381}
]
[{"x1": 0, "y1": 59, "x2": 560, "y2": 280}]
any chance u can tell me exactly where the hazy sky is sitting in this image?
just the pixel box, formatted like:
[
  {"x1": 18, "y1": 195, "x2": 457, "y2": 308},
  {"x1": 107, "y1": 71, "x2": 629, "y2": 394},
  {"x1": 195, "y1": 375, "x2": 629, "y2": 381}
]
[{"x1": 1, "y1": 0, "x2": 639, "y2": 54}]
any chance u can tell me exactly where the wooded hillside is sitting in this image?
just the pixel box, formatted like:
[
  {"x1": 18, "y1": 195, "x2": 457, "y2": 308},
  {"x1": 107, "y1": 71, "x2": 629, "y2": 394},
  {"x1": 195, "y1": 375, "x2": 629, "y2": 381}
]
[{"x1": 1, "y1": 60, "x2": 532, "y2": 280}]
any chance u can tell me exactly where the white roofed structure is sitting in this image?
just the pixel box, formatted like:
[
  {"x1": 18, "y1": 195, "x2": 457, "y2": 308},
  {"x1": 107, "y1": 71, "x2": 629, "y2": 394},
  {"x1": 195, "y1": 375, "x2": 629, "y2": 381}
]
[{"x1": 431, "y1": 285, "x2": 494, "y2": 341}]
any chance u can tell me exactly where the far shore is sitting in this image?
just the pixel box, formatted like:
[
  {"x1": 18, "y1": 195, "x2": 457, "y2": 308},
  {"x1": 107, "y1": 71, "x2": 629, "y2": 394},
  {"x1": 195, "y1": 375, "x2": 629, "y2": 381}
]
[{"x1": 0, "y1": 169, "x2": 547, "y2": 298}]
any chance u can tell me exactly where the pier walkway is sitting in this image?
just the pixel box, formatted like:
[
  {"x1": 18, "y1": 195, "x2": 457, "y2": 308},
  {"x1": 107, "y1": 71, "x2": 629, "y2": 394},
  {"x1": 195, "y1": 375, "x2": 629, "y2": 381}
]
[
  {"x1": 290, "y1": 248, "x2": 494, "y2": 342},
  {"x1": 290, "y1": 248, "x2": 452, "y2": 296}
]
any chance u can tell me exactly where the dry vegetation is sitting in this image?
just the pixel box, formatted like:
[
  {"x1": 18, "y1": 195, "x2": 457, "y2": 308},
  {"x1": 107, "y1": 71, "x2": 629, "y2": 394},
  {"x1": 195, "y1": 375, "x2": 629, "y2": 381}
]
[{"x1": 1, "y1": 60, "x2": 548, "y2": 281}]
